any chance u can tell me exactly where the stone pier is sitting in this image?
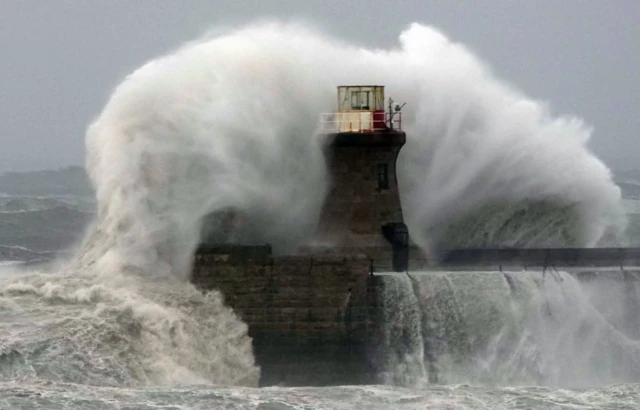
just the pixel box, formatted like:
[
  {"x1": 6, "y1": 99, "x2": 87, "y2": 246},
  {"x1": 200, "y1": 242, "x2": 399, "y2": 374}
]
[{"x1": 191, "y1": 245, "x2": 382, "y2": 386}]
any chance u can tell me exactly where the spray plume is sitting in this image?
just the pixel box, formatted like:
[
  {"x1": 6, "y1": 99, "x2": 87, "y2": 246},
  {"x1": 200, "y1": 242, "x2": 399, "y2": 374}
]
[{"x1": 83, "y1": 21, "x2": 624, "y2": 276}]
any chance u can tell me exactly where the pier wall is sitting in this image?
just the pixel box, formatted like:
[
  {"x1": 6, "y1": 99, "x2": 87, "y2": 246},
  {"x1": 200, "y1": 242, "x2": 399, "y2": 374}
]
[
  {"x1": 437, "y1": 247, "x2": 640, "y2": 267},
  {"x1": 191, "y1": 246, "x2": 379, "y2": 386},
  {"x1": 191, "y1": 245, "x2": 640, "y2": 386}
]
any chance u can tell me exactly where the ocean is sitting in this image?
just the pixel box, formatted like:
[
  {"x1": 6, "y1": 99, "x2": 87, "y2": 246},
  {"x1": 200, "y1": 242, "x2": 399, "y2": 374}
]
[
  {"x1": 1, "y1": 383, "x2": 639, "y2": 409},
  {"x1": 1, "y1": 192, "x2": 640, "y2": 409},
  {"x1": 2, "y1": 258, "x2": 640, "y2": 409},
  {"x1": 2, "y1": 22, "x2": 640, "y2": 409}
]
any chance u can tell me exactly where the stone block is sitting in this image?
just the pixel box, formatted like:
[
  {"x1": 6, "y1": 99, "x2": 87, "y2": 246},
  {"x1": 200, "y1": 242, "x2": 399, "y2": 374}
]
[
  {"x1": 275, "y1": 275, "x2": 310, "y2": 287},
  {"x1": 245, "y1": 265, "x2": 271, "y2": 278},
  {"x1": 312, "y1": 255, "x2": 347, "y2": 266},
  {"x1": 272, "y1": 264, "x2": 311, "y2": 277},
  {"x1": 273, "y1": 256, "x2": 313, "y2": 267},
  {"x1": 308, "y1": 307, "x2": 342, "y2": 322}
]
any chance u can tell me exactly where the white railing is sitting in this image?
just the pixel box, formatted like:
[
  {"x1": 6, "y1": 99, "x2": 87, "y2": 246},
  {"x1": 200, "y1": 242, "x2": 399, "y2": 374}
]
[{"x1": 318, "y1": 111, "x2": 402, "y2": 134}]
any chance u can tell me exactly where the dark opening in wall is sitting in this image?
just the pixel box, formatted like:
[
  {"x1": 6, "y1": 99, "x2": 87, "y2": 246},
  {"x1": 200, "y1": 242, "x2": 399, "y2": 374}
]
[{"x1": 375, "y1": 163, "x2": 389, "y2": 190}]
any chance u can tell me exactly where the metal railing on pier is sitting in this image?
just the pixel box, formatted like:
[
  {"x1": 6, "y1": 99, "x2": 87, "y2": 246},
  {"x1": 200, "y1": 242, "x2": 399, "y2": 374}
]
[{"x1": 367, "y1": 247, "x2": 640, "y2": 274}]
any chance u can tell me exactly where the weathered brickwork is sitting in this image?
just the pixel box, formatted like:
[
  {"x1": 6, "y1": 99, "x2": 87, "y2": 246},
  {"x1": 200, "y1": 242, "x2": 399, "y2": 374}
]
[
  {"x1": 314, "y1": 131, "x2": 406, "y2": 249},
  {"x1": 192, "y1": 250, "x2": 380, "y2": 385}
]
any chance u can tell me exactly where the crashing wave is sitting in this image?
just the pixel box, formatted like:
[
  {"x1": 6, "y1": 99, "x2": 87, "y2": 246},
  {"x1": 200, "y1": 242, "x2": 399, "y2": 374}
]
[
  {"x1": 83, "y1": 21, "x2": 624, "y2": 268},
  {"x1": 0, "y1": 270, "x2": 259, "y2": 387},
  {"x1": 0, "y1": 21, "x2": 627, "y2": 389},
  {"x1": 434, "y1": 199, "x2": 585, "y2": 249}
]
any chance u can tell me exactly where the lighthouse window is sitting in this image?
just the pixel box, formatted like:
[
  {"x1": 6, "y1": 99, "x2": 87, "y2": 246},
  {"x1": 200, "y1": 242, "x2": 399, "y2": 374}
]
[
  {"x1": 351, "y1": 92, "x2": 359, "y2": 109},
  {"x1": 375, "y1": 163, "x2": 389, "y2": 190},
  {"x1": 350, "y1": 91, "x2": 370, "y2": 110}
]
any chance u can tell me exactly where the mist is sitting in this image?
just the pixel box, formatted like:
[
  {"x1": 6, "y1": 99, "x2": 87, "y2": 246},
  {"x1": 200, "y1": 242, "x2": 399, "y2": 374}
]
[{"x1": 80, "y1": 22, "x2": 624, "y2": 278}]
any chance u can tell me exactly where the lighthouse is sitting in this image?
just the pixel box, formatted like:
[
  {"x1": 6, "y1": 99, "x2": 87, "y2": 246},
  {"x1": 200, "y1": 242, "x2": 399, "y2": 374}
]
[
  {"x1": 192, "y1": 86, "x2": 413, "y2": 385},
  {"x1": 313, "y1": 86, "x2": 409, "y2": 269}
]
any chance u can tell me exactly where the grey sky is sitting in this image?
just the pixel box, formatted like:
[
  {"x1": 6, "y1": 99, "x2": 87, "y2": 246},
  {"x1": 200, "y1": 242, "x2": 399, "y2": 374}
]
[{"x1": 0, "y1": 1, "x2": 638, "y2": 173}]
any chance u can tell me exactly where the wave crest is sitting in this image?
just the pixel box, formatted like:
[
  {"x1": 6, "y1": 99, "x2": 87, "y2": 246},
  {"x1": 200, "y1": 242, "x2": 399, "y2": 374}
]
[{"x1": 83, "y1": 21, "x2": 624, "y2": 260}]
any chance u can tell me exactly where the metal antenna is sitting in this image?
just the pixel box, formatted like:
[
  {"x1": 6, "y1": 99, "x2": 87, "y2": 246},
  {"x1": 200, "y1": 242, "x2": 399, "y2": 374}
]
[{"x1": 387, "y1": 97, "x2": 406, "y2": 130}]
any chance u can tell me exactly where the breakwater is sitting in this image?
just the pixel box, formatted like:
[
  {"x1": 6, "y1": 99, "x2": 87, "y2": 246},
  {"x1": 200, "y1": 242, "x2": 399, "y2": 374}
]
[
  {"x1": 437, "y1": 247, "x2": 640, "y2": 268},
  {"x1": 192, "y1": 245, "x2": 376, "y2": 386},
  {"x1": 192, "y1": 245, "x2": 640, "y2": 386}
]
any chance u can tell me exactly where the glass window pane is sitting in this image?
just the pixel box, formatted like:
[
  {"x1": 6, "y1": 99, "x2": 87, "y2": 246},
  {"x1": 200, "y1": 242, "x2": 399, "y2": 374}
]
[{"x1": 351, "y1": 91, "x2": 359, "y2": 109}]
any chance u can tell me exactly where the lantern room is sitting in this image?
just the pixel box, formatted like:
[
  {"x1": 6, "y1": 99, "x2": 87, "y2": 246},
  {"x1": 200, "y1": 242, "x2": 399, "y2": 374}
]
[
  {"x1": 337, "y1": 85, "x2": 385, "y2": 112},
  {"x1": 320, "y1": 85, "x2": 402, "y2": 134}
]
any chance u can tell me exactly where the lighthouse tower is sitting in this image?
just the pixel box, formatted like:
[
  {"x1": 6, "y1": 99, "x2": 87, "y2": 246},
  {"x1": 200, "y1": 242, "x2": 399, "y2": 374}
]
[{"x1": 314, "y1": 86, "x2": 408, "y2": 268}]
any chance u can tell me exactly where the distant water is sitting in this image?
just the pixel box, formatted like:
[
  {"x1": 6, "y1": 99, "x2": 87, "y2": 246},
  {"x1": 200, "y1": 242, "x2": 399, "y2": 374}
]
[{"x1": 0, "y1": 194, "x2": 94, "y2": 262}]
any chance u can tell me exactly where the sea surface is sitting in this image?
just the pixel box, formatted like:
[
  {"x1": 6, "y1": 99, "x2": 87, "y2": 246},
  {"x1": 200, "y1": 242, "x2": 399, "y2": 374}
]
[
  {"x1": 1, "y1": 195, "x2": 640, "y2": 409},
  {"x1": 1, "y1": 382, "x2": 639, "y2": 409}
]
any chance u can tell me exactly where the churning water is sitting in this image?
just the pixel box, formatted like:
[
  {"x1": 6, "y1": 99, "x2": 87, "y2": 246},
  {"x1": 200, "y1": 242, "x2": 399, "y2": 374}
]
[
  {"x1": 376, "y1": 270, "x2": 640, "y2": 388},
  {"x1": 0, "y1": 22, "x2": 637, "y2": 409}
]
